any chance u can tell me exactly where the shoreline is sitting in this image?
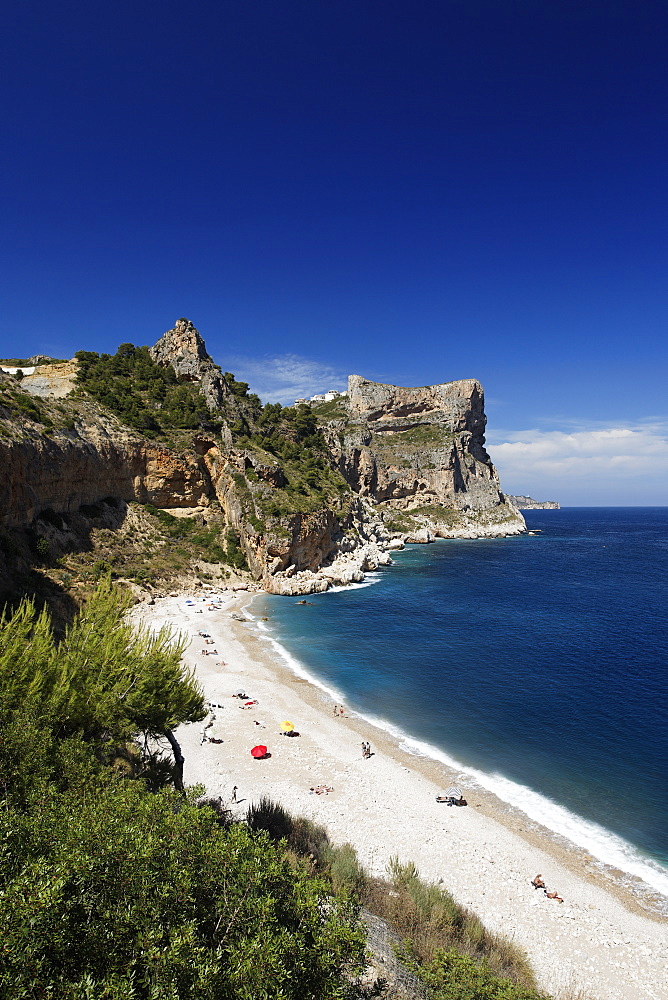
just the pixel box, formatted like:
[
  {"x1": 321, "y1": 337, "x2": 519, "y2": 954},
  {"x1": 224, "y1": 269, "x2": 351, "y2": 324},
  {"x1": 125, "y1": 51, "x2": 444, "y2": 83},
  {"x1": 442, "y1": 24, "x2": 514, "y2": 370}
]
[
  {"x1": 132, "y1": 590, "x2": 668, "y2": 1000},
  {"x1": 250, "y1": 585, "x2": 668, "y2": 911}
]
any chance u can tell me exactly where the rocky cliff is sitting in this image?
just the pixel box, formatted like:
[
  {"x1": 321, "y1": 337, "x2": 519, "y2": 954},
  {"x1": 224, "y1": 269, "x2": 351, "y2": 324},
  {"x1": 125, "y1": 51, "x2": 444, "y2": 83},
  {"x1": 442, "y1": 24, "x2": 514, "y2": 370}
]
[
  {"x1": 315, "y1": 375, "x2": 524, "y2": 541},
  {"x1": 0, "y1": 386, "x2": 209, "y2": 529},
  {"x1": 149, "y1": 317, "x2": 232, "y2": 415},
  {"x1": 507, "y1": 496, "x2": 560, "y2": 510},
  {"x1": 1, "y1": 320, "x2": 525, "y2": 598}
]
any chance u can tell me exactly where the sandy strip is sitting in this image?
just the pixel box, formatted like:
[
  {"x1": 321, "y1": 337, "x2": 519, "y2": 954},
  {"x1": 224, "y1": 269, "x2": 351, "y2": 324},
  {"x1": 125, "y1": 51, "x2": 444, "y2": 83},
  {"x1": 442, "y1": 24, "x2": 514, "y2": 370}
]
[{"x1": 133, "y1": 592, "x2": 668, "y2": 1000}]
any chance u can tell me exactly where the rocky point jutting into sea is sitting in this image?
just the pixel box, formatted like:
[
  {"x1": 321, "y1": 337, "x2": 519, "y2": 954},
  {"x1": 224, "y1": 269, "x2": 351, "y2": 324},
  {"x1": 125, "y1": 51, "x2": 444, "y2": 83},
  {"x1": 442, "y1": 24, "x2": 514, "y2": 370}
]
[{"x1": 0, "y1": 318, "x2": 524, "y2": 599}]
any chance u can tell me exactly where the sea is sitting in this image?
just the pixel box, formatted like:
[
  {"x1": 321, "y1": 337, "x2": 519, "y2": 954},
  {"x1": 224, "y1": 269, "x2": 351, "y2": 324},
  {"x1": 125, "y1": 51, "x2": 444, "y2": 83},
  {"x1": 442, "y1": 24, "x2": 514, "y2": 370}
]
[{"x1": 252, "y1": 508, "x2": 668, "y2": 905}]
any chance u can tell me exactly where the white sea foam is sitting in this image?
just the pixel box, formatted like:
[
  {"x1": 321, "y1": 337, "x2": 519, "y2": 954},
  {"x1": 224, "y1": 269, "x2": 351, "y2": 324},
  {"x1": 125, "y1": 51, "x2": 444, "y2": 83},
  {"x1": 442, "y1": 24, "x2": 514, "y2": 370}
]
[
  {"x1": 391, "y1": 731, "x2": 668, "y2": 901},
  {"x1": 250, "y1": 615, "x2": 347, "y2": 703},
  {"x1": 246, "y1": 599, "x2": 668, "y2": 902},
  {"x1": 326, "y1": 572, "x2": 383, "y2": 593}
]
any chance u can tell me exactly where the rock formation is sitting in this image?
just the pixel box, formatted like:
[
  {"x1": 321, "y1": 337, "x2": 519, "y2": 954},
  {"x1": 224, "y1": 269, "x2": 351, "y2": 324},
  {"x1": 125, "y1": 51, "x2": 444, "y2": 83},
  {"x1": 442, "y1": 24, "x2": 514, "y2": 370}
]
[
  {"x1": 316, "y1": 375, "x2": 525, "y2": 541},
  {"x1": 507, "y1": 496, "x2": 560, "y2": 509},
  {"x1": 1, "y1": 321, "x2": 526, "y2": 596},
  {"x1": 0, "y1": 392, "x2": 208, "y2": 529},
  {"x1": 150, "y1": 318, "x2": 231, "y2": 411}
]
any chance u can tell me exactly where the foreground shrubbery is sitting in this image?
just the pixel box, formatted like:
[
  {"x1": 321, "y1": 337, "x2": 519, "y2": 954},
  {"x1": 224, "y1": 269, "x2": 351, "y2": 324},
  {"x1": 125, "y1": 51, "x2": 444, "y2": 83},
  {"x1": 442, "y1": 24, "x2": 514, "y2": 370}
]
[
  {"x1": 0, "y1": 771, "x2": 365, "y2": 999},
  {"x1": 247, "y1": 798, "x2": 548, "y2": 1000},
  {"x1": 0, "y1": 586, "x2": 369, "y2": 999}
]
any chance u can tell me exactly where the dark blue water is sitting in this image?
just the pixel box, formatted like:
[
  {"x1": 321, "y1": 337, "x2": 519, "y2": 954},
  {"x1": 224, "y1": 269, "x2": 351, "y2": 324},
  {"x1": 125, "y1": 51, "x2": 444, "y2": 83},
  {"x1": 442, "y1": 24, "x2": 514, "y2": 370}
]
[{"x1": 254, "y1": 508, "x2": 668, "y2": 895}]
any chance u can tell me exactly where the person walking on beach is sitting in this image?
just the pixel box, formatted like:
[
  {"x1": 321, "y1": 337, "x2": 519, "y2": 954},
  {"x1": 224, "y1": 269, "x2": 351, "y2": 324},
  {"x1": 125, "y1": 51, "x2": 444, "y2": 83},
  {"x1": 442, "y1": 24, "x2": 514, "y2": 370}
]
[
  {"x1": 232, "y1": 785, "x2": 237, "y2": 803},
  {"x1": 333, "y1": 704, "x2": 339, "y2": 716}
]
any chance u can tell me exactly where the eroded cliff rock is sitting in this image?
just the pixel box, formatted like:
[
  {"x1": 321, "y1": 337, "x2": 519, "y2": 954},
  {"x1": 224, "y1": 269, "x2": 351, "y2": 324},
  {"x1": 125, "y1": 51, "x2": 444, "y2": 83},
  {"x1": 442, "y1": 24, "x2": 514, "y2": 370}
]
[
  {"x1": 1, "y1": 323, "x2": 525, "y2": 598},
  {"x1": 150, "y1": 318, "x2": 231, "y2": 412},
  {"x1": 508, "y1": 495, "x2": 560, "y2": 509},
  {"x1": 316, "y1": 375, "x2": 525, "y2": 541},
  {"x1": 0, "y1": 401, "x2": 209, "y2": 528}
]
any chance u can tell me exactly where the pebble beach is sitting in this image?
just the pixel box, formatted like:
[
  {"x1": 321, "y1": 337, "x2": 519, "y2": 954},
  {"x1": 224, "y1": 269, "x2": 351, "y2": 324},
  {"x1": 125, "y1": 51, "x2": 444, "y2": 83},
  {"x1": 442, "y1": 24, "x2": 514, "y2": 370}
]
[{"x1": 132, "y1": 591, "x2": 668, "y2": 1000}]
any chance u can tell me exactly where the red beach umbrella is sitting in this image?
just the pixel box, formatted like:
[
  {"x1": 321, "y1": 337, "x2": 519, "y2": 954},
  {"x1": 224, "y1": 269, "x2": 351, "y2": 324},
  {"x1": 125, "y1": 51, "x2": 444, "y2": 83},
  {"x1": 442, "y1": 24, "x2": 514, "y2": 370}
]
[{"x1": 250, "y1": 745, "x2": 267, "y2": 759}]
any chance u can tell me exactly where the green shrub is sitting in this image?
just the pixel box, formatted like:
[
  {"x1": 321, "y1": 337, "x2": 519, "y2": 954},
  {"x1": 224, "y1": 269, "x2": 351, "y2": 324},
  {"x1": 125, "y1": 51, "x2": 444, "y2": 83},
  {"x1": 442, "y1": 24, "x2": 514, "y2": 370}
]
[
  {"x1": 363, "y1": 859, "x2": 537, "y2": 990},
  {"x1": 35, "y1": 537, "x2": 50, "y2": 561},
  {"x1": 326, "y1": 842, "x2": 367, "y2": 896},
  {"x1": 410, "y1": 949, "x2": 548, "y2": 1000}
]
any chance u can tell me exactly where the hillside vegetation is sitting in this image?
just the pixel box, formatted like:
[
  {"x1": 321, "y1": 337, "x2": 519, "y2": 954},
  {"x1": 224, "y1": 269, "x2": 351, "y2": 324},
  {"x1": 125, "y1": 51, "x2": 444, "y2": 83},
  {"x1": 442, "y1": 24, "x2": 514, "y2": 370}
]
[{"x1": 0, "y1": 585, "x2": 369, "y2": 999}]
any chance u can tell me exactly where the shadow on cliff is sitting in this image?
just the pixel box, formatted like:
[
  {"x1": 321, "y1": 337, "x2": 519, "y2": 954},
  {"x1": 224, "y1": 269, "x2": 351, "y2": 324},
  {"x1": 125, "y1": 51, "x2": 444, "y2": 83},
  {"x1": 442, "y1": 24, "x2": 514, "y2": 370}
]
[{"x1": 0, "y1": 498, "x2": 127, "y2": 637}]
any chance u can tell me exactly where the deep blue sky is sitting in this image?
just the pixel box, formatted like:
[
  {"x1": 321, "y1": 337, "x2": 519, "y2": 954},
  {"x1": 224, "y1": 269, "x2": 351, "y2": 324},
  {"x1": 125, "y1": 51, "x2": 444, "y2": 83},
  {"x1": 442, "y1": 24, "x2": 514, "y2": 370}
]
[{"x1": 1, "y1": 1, "x2": 666, "y2": 503}]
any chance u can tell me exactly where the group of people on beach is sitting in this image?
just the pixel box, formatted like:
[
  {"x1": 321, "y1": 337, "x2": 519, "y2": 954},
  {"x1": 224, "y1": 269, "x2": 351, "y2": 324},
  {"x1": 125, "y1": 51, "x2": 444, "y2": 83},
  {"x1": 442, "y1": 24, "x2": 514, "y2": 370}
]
[
  {"x1": 361, "y1": 741, "x2": 372, "y2": 758},
  {"x1": 531, "y1": 874, "x2": 563, "y2": 902},
  {"x1": 332, "y1": 704, "x2": 345, "y2": 716},
  {"x1": 309, "y1": 784, "x2": 334, "y2": 795}
]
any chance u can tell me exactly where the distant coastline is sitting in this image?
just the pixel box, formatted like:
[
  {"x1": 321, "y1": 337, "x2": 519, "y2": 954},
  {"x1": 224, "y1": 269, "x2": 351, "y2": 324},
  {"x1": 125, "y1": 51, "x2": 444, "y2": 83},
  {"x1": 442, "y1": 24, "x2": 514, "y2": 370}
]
[{"x1": 507, "y1": 495, "x2": 560, "y2": 509}]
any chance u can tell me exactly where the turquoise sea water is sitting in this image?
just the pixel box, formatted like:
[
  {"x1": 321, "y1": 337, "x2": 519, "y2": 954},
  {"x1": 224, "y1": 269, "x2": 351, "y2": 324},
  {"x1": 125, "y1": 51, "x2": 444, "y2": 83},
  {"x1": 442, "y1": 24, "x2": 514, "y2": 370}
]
[{"x1": 253, "y1": 508, "x2": 668, "y2": 900}]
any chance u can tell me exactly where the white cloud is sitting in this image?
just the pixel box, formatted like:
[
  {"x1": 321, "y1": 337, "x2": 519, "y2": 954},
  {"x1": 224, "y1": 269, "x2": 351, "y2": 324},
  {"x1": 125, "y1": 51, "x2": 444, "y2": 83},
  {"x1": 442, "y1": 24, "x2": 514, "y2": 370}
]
[
  {"x1": 219, "y1": 353, "x2": 348, "y2": 404},
  {"x1": 487, "y1": 423, "x2": 668, "y2": 504}
]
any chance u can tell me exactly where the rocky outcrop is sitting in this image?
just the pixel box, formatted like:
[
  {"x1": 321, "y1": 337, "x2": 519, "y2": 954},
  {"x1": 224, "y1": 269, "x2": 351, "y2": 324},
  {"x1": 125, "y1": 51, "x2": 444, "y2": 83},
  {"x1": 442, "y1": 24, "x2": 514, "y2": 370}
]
[
  {"x1": 194, "y1": 438, "x2": 343, "y2": 583},
  {"x1": 318, "y1": 375, "x2": 525, "y2": 540},
  {"x1": 20, "y1": 361, "x2": 78, "y2": 399},
  {"x1": 508, "y1": 496, "x2": 560, "y2": 509},
  {"x1": 1, "y1": 324, "x2": 526, "y2": 597},
  {"x1": 263, "y1": 502, "x2": 397, "y2": 595},
  {"x1": 149, "y1": 318, "x2": 231, "y2": 411},
  {"x1": 0, "y1": 405, "x2": 209, "y2": 528}
]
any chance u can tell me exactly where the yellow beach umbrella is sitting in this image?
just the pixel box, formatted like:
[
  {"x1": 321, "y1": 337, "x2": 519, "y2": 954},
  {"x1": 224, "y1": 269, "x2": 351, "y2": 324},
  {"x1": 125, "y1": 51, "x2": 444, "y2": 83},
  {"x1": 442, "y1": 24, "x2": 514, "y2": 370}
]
[{"x1": 280, "y1": 720, "x2": 294, "y2": 732}]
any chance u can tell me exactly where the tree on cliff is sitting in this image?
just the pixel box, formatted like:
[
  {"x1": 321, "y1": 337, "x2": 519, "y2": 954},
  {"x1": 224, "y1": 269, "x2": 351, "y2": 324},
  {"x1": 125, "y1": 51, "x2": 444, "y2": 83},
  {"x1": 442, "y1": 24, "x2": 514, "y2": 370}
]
[
  {"x1": 0, "y1": 580, "x2": 206, "y2": 786},
  {"x1": 0, "y1": 585, "x2": 369, "y2": 997}
]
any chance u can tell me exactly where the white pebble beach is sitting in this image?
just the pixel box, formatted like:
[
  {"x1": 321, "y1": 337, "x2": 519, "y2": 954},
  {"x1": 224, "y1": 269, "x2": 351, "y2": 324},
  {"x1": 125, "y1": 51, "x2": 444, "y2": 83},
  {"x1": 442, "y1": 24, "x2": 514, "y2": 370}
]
[{"x1": 132, "y1": 591, "x2": 668, "y2": 1000}]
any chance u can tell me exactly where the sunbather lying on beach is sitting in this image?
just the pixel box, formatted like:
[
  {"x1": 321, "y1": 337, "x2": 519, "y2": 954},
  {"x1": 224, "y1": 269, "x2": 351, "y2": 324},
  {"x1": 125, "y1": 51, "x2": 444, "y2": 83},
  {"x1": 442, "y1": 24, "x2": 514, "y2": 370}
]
[
  {"x1": 545, "y1": 890, "x2": 563, "y2": 902},
  {"x1": 531, "y1": 874, "x2": 546, "y2": 889},
  {"x1": 309, "y1": 785, "x2": 334, "y2": 795}
]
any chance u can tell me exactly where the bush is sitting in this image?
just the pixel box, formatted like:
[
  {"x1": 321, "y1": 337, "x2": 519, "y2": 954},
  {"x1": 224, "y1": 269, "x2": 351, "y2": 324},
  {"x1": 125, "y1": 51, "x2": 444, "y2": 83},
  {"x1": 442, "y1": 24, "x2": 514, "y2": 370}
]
[
  {"x1": 362, "y1": 859, "x2": 538, "y2": 991},
  {"x1": 327, "y1": 842, "x2": 368, "y2": 896},
  {"x1": 35, "y1": 536, "x2": 50, "y2": 561},
  {"x1": 0, "y1": 768, "x2": 366, "y2": 999}
]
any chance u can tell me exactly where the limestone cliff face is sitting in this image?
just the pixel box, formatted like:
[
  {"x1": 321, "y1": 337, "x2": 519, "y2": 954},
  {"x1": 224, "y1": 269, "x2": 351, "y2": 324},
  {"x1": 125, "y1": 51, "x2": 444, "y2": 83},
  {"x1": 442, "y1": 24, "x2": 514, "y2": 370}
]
[
  {"x1": 0, "y1": 406, "x2": 209, "y2": 528},
  {"x1": 318, "y1": 375, "x2": 525, "y2": 538},
  {"x1": 150, "y1": 318, "x2": 231, "y2": 412},
  {"x1": 193, "y1": 438, "x2": 341, "y2": 583},
  {"x1": 1, "y1": 325, "x2": 525, "y2": 595}
]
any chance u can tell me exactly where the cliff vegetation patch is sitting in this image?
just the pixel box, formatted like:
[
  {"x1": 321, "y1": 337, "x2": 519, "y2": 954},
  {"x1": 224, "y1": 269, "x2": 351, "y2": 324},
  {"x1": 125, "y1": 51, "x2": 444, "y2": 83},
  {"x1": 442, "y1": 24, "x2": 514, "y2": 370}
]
[{"x1": 74, "y1": 343, "x2": 222, "y2": 439}]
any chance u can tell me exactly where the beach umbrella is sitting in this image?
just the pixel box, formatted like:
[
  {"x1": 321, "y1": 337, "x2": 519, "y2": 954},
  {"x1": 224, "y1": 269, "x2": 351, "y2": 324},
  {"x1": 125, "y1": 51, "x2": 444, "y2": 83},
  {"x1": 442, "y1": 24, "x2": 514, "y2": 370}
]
[
  {"x1": 235, "y1": 689, "x2": 246, "y2": 697},
  {"x1": 445, "y1": 786, "x2": 462, "y2": 799},
  {"x1": 280, "y1": 721, "x2": 294, "y2": 732},
  {"x1": 250, "y1": 745, "x2": 267, "y2": 759}
]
